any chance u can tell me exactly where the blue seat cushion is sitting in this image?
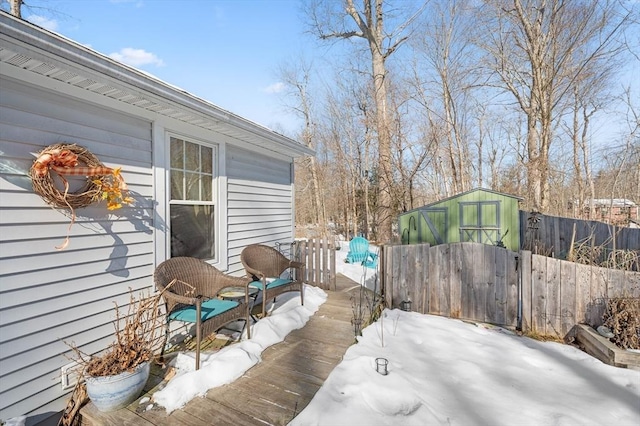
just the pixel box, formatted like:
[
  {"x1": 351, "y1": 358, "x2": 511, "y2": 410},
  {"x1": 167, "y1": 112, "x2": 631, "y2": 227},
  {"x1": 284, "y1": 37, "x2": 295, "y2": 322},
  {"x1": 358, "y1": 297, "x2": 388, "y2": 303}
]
[
  {"x1": 249, "y1": 278, "x2": 293, "y2": 291},
  {"x1": 168, "y1": 298, "x2": 239, "y2": 323}
]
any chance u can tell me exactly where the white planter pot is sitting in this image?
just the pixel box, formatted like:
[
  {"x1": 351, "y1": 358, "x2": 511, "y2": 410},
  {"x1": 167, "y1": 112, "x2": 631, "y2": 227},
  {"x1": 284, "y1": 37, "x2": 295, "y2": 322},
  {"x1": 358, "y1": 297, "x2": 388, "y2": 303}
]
[{"x1": 85, "y1": 361, "x2": 150, "y2": 412}]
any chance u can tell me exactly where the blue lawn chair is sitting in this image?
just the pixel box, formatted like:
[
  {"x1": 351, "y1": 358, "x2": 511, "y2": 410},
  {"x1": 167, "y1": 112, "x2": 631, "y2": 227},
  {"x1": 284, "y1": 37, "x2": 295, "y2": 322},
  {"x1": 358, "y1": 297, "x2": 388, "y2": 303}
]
[{"x1": 345, "y1": 236, "x2": 378, "y2": 269}]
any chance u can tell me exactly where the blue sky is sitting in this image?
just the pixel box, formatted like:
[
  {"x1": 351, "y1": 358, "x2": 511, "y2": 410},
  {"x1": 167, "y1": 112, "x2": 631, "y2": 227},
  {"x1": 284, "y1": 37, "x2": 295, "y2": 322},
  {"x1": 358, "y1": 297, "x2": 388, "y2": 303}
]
[
  {"x1": 12, "y1": 0, "x2": 314, "y2": 134},
  {"x1": 4, "y1": 0, "x2": 638, "y2": 149}
]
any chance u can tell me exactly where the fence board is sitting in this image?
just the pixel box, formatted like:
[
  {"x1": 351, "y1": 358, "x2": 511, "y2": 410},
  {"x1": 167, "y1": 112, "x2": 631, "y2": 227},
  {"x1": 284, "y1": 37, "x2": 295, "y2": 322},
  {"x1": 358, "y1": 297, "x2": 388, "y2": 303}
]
[
  {"x1": 484, "y1": 244, "x2": 497, "y2": 324},
  {"x1": 590, "y1": 265, "x2": 608, "y2": 327},
  {"x1": 403, "y1": 244, "x2": 414, "y2": 305},
  {"x1": 391, "y1": 245, "x2": 402, "y2": 309},
  {"x1": 553, "y1": 216, "x2": 561, "y2": 257},
  {"x1": 546, "y1": 257, "x2": 561, "y2": 336},
  {"x1": 382, "y1": 245, "x2": 392, "y2": 309},
  {"x1": 315, "y1": 240, "x2": 322, "y2": 287},
  {"x1": 419, "y1": 244, "x2": 433, "y2": 313},
  {"x1": 506, "y1": 252, "x2": 518, "y2": 326},
  {"x1": 520, "y1": 250, "x2": 532, "y2": 331},
  {"x1": 416, "y1": 243, "x2": 426, "y2": 312},
  {"x1": 392, "y1": 245, "x2": 402, "y2": 306},
  {"x1": 330, "y1": 242, "x2": 336, "y2": 290},
  {"x1": 576, "y1": 263, "x2": 591, "y2": 325},
  {"x1": 461, "y1": 243, "x2": 475, "y2": 320},
  {"x1": 627, "y1": 270, "x2": 640, "y2": 298},
  {"x1": 429, "y1": 245, "x2": 440, "y2": 314},
  {"x1": 609, "y1": 269, "x2": 626, "y2": 298},
  {"x1": 472, "y1": 245, "x2": 487, "y2": 322},
  {"x1": 450, "y1": 244, "x2": 463, "y2": 318},
  {"x1": 495, "y1": 248, "x2": 507, "y2": 325},
  {"x1": 531, "y1": 254, "x2": 546, "y2": 333},
  {"x1": 438, "y1": 245, "x2": 451, "y2": 317},
  {"x1": 560, "y1": 261, "x2": 576, "y2": 336}
]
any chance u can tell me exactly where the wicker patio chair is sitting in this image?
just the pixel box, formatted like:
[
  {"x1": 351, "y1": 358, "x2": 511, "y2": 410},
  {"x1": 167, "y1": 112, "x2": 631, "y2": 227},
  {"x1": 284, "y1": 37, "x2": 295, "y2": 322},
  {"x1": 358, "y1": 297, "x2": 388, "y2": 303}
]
[
  {"x1": 154, "y1": 257, "x2": 251, "y2": 370},
  {"x1": 240, "y1": 244, "x2": 306, "y2": 318}
]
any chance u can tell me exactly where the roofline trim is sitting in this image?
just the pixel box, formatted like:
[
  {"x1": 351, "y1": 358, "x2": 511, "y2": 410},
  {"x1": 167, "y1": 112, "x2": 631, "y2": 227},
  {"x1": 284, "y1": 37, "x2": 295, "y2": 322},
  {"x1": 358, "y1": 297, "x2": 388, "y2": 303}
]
[{"x1": 0, "y1": 11, "x2": 314, "y2": 157}]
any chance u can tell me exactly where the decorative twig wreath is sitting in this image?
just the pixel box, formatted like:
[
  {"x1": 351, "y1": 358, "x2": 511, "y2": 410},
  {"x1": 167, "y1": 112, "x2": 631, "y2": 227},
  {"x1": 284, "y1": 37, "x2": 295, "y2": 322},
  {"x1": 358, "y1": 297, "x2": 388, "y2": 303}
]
[{"x1": 30, "y1": 143, "x2": 133, "y2": 249}]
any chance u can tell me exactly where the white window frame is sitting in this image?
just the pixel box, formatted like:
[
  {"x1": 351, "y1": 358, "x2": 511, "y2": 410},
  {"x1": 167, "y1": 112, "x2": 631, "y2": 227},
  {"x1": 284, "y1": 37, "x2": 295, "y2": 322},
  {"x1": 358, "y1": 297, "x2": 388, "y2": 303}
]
[{"x1": 167, "y1": 133, "x2": 219, "y2": 263}]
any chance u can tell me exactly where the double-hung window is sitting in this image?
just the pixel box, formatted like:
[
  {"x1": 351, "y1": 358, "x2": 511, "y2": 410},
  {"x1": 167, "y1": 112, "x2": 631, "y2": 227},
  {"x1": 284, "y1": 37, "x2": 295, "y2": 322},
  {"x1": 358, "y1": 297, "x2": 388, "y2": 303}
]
[{"x1": 169, "y1": 136, "x2": 216, "y2": 260}]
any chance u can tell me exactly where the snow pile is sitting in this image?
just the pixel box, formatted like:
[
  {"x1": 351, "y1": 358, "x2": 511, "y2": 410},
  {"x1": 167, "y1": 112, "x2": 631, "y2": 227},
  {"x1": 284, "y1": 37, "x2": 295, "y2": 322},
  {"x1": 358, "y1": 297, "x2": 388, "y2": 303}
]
[{"x1": 153, "y1": 285, "x2": 327, "y2": 413}]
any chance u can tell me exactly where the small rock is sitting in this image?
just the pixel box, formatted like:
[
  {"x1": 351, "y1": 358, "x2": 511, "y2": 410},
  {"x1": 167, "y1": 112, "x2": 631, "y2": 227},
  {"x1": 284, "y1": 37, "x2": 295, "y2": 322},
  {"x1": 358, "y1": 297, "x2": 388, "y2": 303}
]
[{"x1": 597, "y1": 325, "x2": 614, "y2": 338}]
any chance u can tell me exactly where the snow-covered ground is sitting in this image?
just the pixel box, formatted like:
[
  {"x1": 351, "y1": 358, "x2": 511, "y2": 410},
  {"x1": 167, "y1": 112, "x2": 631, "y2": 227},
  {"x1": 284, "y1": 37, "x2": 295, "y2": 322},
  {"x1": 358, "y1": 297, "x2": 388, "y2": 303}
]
[{"x1": 153, "y1": 244, "x2": 640, "y2": 425}]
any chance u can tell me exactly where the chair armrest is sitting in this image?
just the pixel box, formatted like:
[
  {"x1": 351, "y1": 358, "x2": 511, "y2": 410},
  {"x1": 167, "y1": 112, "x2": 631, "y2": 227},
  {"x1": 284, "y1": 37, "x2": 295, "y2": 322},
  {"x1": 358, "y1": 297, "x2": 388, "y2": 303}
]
[
  {"x1": 243, "y1": 264, "x2": 265, "y2": 282},
  {"x1": 288, "y1": 261, "x2": 305, "y2": 283},
  {"x1": 161, "y1": 291, "x2": 199, "y2": 307}
]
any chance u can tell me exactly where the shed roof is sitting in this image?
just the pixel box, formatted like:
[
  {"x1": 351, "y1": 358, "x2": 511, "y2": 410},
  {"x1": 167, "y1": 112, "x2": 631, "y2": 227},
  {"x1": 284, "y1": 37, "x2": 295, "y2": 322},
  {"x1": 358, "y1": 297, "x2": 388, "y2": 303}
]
[
  {"x1": 0, "y1": 12, "x2": 314, "y2": 158},
  {"x1": 404, "y1": 188, "x2": 524, "y2": 213}
]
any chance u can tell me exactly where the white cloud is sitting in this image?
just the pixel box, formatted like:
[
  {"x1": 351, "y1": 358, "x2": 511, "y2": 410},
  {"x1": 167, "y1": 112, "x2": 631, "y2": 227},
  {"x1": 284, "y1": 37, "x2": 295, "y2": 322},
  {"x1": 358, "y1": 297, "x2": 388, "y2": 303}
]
[
  {"x1": 108, "y1": 48, "x2": 164, "y2": 68},
  {"x1": 28, "y1": 15, "x2": 58, "y2": 31},
  {"x1": 264, "y1": 82, "x2": 286, "y2": 94}
]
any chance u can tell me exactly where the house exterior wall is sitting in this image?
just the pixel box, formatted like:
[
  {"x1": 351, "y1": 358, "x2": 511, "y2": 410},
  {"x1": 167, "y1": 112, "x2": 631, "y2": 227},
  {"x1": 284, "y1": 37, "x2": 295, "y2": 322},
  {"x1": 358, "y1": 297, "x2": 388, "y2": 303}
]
[
  {"x1": 0, "y1": 14, "x2": 309, "y2": 421},
  {"x1": 570, "y1": 199, "x2": 640, "y2": 227},
  {"x1": 226, "y1": 145, "x2": 294, "y2": 274},
  {"x1": 0, "y1": 74, "x2": 302, "y2": 422},
  {"x1": 0, "y1": 76, "x2": 155, "y2": 422}
]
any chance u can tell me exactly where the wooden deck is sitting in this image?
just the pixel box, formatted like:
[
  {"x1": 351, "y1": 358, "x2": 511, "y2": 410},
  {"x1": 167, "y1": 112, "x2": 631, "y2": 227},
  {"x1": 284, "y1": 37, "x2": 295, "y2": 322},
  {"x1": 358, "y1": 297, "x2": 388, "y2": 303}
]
[{"x1": 80, "y1": 274, "x2": 360, "y2": 426}]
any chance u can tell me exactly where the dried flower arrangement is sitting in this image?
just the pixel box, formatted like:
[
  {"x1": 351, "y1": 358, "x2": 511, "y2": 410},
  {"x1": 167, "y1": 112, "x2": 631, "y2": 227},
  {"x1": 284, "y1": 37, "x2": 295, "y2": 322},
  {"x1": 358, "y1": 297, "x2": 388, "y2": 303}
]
[
  {"x1": 71, "y1": 290, "x2": 165, "y2": 376},
  {"x1": 30, "y1": 143, "x2": 134, "y2": 249}
]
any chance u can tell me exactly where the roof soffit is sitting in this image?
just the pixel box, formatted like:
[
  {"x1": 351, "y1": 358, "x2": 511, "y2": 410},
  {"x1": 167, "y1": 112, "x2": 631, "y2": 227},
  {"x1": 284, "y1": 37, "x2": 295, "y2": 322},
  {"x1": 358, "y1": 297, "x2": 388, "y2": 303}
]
[{"x1": 0, "y1": 12, "x2": 314, "y2": 158}]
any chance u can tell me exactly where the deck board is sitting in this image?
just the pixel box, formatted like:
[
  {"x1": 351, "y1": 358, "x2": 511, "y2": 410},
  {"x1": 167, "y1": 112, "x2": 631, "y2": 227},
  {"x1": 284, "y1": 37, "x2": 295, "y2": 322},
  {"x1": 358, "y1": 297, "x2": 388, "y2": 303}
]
[{"x1": 79, "y1": 273, "x2": 360, "y2": 426}]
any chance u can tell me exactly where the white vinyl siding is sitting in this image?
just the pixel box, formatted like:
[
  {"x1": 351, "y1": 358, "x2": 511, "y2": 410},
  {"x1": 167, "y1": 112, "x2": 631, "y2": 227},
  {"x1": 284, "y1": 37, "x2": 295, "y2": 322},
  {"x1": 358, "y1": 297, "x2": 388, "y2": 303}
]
[
  {"x1": 0, "y1": 77, "x2": 154, "y2": 419},
  {"x1": 1, "y1": 13, "x2": 310, "y2": 422},
  {"x1": 226, "y1": 145, "x2": 294, "y2": 274}
]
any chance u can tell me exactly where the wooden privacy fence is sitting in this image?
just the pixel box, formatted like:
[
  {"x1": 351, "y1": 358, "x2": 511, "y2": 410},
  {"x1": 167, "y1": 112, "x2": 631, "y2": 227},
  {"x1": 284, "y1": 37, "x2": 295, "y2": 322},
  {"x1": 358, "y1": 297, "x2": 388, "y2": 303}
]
[
  {"x1": 520, "y1": 211, "x2": 640, "y2": 268},
  {"x1": 294, "y1": 238, "x2": 336, "y2": 290},
  {"x1": 382, "y1": 242, "x2": 640, "y2": 337},
  {"x1": 522, "y1": 251, "x2": 640, "y2": 337},
  {"x1": 382, "y1": 243, "x2": 520, "y2": 328}
]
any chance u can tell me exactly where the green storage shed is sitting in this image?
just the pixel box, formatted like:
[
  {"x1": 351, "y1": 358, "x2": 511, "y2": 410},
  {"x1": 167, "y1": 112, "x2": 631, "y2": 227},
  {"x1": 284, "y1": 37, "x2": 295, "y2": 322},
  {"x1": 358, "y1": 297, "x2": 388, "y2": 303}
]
[{"x1": 398, "y1": 188, "x2": 522, "y2": 251}]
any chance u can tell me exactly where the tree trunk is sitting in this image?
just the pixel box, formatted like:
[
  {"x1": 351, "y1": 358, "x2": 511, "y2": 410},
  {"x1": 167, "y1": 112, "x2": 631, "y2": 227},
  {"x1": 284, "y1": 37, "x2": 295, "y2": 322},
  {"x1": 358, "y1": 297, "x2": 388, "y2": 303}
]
[
  {"x1": 10, "y1": 0, "x2": 22, "y2": 18},
  {"x1": 371, "y1": 51, "x2": 392, "y2": 242}
]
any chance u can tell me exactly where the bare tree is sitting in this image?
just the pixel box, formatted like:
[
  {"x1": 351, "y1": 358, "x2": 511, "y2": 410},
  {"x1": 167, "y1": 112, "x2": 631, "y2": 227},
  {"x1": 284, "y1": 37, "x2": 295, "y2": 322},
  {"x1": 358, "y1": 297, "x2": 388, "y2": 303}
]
[
  {"x1": 308, "y1": 0, "x2": 427, "y2": 242},
  {"x1": 598, "y1": 87, "x2": 640, "y2": 203},
  {"x1": 324, "y1": 70, "x2": 377, "y2": 239},
  {"x1": 478, "y1": 0, "x2": 631, "y2": 212},
  {"x1": 565, "y1": 84, "x2": 600, "y2": 219},
  {"x1": 278, "y1": 58, "x2": 329, "y2": 236},
  {"x1": 387, "y1": 81, "x2": 433, "y2": 213},
  {"x1": 411, "y1": 0, "x2": 481, "y2": 194}
]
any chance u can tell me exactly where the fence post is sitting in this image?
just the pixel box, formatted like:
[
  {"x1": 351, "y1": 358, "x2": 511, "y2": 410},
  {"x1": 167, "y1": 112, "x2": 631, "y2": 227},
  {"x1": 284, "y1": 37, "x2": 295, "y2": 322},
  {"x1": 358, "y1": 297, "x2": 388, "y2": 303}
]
[
  {"x1": 383, "y1": 244, "x2": 393, "y2": 309},
  {"x1": 330, "y1": 237, "x2": 336, "y2": 291}
]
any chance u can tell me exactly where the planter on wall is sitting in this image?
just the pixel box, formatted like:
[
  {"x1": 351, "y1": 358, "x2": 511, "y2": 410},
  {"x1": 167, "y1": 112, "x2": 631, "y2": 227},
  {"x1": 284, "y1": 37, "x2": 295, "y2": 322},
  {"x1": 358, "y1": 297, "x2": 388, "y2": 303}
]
[{"x1": 84, "y1": 361, "x2": 150, "y2": 412}]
